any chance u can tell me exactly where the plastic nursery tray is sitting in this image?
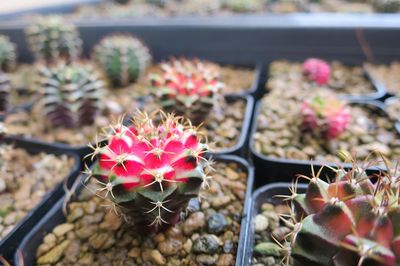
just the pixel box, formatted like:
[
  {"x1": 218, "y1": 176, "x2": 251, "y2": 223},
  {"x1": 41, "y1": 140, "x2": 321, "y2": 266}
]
[
  {"x1": 15, "y1": 154, "x2": 254, "y2": 266},
  {"x1": 0, "y1": 0, "x2": 101, "y2": 20},
  {"x1": 0, "y1": 137, "x2": 81, "y2": 263},
  {"x1": 242, "y1": 183, "x2": 307, "y2": 266},
  {"x1": 249, "y1": 99, "x2": 392, "y2": 188}
]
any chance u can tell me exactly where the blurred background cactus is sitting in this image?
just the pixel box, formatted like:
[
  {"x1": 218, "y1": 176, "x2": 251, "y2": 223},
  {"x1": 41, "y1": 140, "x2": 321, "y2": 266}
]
[
  {"x1": 36, "y1": 61, "x2": 104, "y2": 128},
  {"x1": 149, "y1": 58, "x2": 223, "y2": 125},
  {"x1": 373, "y1": 0, "x2": 400, "y2": 12},
  {"x1": 25, "y1": 16, "x2": 82, "y2": 64},
  {"x1": 92, "y1": 34, "x2": 151, "y2": 87},
  {"x1": 0, "y1": 72, "x2": 11, "y2": 113},
  {"x1": 0, "y1": 35, "x2": 17, "y2": 73}
]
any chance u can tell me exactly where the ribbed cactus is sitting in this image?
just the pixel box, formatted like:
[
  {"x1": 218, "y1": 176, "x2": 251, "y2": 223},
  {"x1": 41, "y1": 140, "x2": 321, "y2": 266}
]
[
  {"x1": 282, "y1": 160, "x2": 400, "y2": 266},
  {"x1": 0, "y1": 35, "x2": 16, "y2": 72},
  {"x1": 373, "y1": 0, "x2": 400, "y2": 12},
  {"x1": 36, "y1": 61, "x2": 104, "y2": 128},
  {"x1": 300, "y1": 93, "x2": 351, "y2": 139},
  {"x1": 88, "y1": 111, "x2": 211, "y2": 233},
  {"x1": 303, "y1": 58, "x2": 331, "y2": 86},
  {"x1": 25, "y1": 16, "x2": 82, "y2": 64},
  {"x1": 0, "y1": 72, "x2": 10, "y2": 113},
  {"x1": 149, "y1": 58, "x2": 223, "y2": 125},
  {"x1": 92, "y1": 34, "x2": 151, "y2": 87}
]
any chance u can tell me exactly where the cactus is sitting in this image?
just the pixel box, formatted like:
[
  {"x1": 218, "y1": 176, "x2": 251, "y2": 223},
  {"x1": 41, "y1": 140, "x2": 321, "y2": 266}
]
[
  {"x1": 25, "y1": 16, "x2": 82, "y2": 64},
  {"x1": 88, "y1": 111, "x2": 211, "y2": 233},
  {"x1": 0, "y1": 72, "x2": 10, "y2": 113},
  {"x1": 92, "y1": 34, "x2": 151, "y2": 87},
  {"x1": 0, "y1": 35, "x2": 16, "y2": 72},
  {"x1": 36, "y1": 61, "x2": 104, "y2": 128},
  {"x1": 149, "y1": 58, "x2": 223, "y2": 125},
  {"x1": 373, "y1": 0, "x2": 400, "y2": 13},
  {"x1": 300, "y1": 93, "x2": 351, "y2": 139},
  {"x1": 281, "y1": 159, "x2": 400, "y2": 266},
  {"x1": 303, "y1": 58, "x2": 331, "y2": 86}
]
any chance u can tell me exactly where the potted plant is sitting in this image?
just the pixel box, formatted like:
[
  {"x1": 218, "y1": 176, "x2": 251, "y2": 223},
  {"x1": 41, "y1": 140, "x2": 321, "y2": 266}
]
[
  {"x1": 246, "y1": 157, "x2": 400, "y2": 266},
  {"x1": 15, "y1": 111, "x2": 254, "y2": 265}
]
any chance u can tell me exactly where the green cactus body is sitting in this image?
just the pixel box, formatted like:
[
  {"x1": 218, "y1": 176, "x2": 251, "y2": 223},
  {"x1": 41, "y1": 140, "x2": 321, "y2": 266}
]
[
  {"x1": 92, "y1": 35, "x2": 151, "y2": 87},
  {"x1": 89, "y1": 111, "x2": 211, "y2": 233},
  {"x1": 0, "y1": 35, "x2": 16, "y2": 73},
  {"x1": 37, "y1": 62, "x2": 104, "y2": 128},
  {"x1": 149, "y1": 59, "x2": 223, "y2": 125},
  {"x1": 285, "y1": 164, "x2": 400, "y2": 266},
  {"x1": 25, "y1": 16, "x2": 82, "y2": 64},
  {"x1": 0, "y1": 72, "x2": 11, "y2": 113}
]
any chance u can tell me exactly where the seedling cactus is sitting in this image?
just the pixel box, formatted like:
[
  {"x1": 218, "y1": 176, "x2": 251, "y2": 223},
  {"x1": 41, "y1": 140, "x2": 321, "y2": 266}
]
[
  {"x1": 280, "y1": 158, "x2": 400, "y2": 266},
  {"x1": 300, "y1": 94, "x2": 351, "y2": 139},
  {"x1": 0, "y1": 35, "x2": 16, "y2": 72},
  {"x1": 88, "y1": 111, "x2": 211, "y2": 233},
  {"x1": 25, "y1": 16, "x2": 82, "y2": 64},
  {"x1": 0, "y1": 72, "x2": 10, "y2": 113},
  {"x1": 36, "y1": 61, "x2": 104, "y2": 128},
  {"x1": 303, "y1": 58, "x2": 331, "y2": 86},
  {"x1": 149, "y1": 58, "x2": 223, "y2": 124},
  {"x1": 92, "y1": 34, "x2": 151, "y2": 87}
]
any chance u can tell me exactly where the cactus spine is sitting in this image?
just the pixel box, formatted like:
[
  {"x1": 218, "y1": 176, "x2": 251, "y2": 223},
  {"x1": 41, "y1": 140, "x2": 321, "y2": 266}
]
[
  {"x1": 92, "y1": 34, "x2": 151, "y2": 87},
  {"x1": 89, "y1": 111, "x2": 211, "y2": 233}
]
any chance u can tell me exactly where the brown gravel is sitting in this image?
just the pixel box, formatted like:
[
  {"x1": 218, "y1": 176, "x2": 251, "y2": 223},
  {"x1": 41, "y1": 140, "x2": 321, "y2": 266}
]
[
  {"x1": 253, "y1": 88, "x2": 400, "y2": 163},
  {"x1": 252, "y1": 202, "x2": 291, "y2": 266},
  {"x1": 0, "y1": 145, "x2": 74, "y2": 241},
  {"x1": 35, "y1": 161, "x2": 248, "y2": 265},
  {"x1": 365, "y1": 62, "x2": 400, "y2": 95},
  {"x1": 386, "y1": 97, "x2": 400, "y2": 122},
  {"x1": 267, "y1": 60, "x2": 376, "y2": 97}
]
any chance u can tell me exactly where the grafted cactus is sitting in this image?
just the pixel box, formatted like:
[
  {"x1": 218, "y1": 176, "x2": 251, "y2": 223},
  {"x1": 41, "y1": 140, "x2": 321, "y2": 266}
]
[
  {"x1": 281, "y1": 159, "x2": 400, "y2": 266},
  {"x1": 300, "y1": 93, "x2": 351, "y2": 139},
  {"x1": 88, "y1": 111, "x2": 211, "y2": 233},
  {"x1": 0, "y1": 35, "x2": 17, "y2": 72},
  {"x1": 0, "y1": 72, "x2": 11, "y2": 113},
  {"x1": 303, "y1": 58, "x2": 331, "y2": 86},
  {"x1": 25, "y1": 16, "x2": 82, "y2": 64},
  {"x1": 149, "y1": 58, "x2": 223, "y2": 124},
  {"x1": 36, "y1": 61, "x2": 104, "y2": 128},
  {"x1": 92, "y1": 34, "x2": 151, "y2": 87}
]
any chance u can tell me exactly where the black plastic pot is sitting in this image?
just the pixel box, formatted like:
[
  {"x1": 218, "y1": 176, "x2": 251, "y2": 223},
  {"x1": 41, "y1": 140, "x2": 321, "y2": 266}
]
[
  {"x1": 242, "y1": 182, "x2": 307, "y2": 266},
  {"x1": 0, "y1": 137, "x2": 81, "y2": 263},
  {"x1": 15, "y1": 154, "x2": 254, "y2": 266},
  {"x1": 250, "y1": 99, "x2": 392, "y2": 188},
  {"x1": 259, "y1": 61, "x2": 387, "y2": 102}
]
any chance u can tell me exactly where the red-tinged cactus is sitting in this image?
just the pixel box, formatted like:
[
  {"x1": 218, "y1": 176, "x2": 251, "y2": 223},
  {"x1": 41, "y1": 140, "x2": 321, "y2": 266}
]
[
  {"x1": 300, "y1": 94, "x2": 351, "y2": 139},
  {"x1": 281, "y1": 159, "x2": 400, "y2": 266},
  {"x1": 88, "y1": 111, "x2": 212, "y2": 233},
  {"x1": 149, "y1": 58, "x2": 223, "y2": 125},
  {"x1": 303, "y1": 58, "x2": 331, "y2": 86}
]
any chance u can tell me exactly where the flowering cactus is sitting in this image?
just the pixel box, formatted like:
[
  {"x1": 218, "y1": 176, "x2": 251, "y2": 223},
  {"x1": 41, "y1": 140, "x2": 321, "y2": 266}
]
[
  {"x1": 25, "y1": 16, "x2": 82, "y2": 64},
  {"x1": 89, "y1": 111, "x2": 212, "y2": 233},
  {"x1": 92, "y1": 34, "x2": 151, "y2": 87},
  {"x1": 37, "y1": 61, "x2": 104, "y2": 128},
  {"x1": 0, "y1": 35, "x2": 16, "y2": 72},
  {"x1": 282, "y1": 159, "x2": 400, "y2": 266},
  {"x1": 303, "y1": 58, "x2": 331, "y2": 86},
  {"x1": 300, "y1": 94, "x2": 351, "y2": 139},
  {"x1": 149, "y1": 58, "x2": 223, "y2": 125}
]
